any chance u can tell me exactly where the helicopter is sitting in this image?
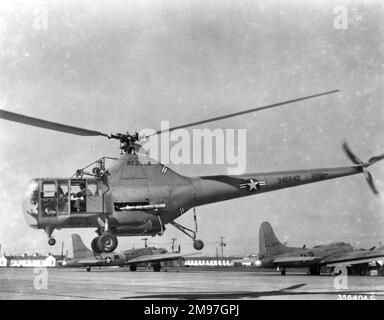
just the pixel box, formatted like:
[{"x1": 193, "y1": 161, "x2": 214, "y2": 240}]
[{"x1": 0, "y1": 89, "x2": 383, "y2": 253}]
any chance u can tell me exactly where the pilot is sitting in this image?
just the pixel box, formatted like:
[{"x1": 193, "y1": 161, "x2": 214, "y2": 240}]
[
  {"x1": 57, "y1": 185, "x2": 68, "y2": 212},
  {"x1": 72, "y1": 182, "x2": 92, "y2": 212},
  {"x1": 57, "y1": 186, "x2": 65, "y2": 197}
]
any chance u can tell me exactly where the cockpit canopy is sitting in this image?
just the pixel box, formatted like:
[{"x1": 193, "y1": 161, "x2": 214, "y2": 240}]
[{"x1": 22, "y1": 178, "x2": 104, "y2": 228}]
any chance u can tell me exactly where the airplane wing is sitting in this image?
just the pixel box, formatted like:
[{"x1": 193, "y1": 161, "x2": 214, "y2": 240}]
[
  {"x1": 63, "y1": 258, "x2": 105, "y2": 267},
  {"x1": 323, "y1": 249, "x2": 384, "y2": 267},
  {"x1": 74, "y1": 259, "x2": 104, "y2": 265},
  {"x1": 127, "y1": 252, "x2": 198, "y2": 265},
  {"x1": 273, "y1": 256, "x2": 323, "y2": 263}
]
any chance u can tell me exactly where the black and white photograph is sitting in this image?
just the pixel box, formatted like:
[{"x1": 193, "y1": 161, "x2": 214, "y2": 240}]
[{"x1": 0, "y1": 0, "x2": 383, "y2": 304}]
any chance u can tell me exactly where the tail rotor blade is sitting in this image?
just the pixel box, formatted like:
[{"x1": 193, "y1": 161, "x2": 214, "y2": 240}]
[
  {"x1": 368, "y1": 154, "x2": 384, "y2": 166},
  {"x1": 342, "y1": 142, "x2": 364, "y2": 165},
  {"x1": 342, "y1": 142, "x2": 383, "y2": 195},
  {"x1": 364, "y1": 171, "x2": 379, "y2": 195}
]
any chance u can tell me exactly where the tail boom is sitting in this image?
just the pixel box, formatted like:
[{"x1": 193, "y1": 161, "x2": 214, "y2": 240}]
[{"x1": 191, "y1": 166, "x2": 363, "y2": 207}]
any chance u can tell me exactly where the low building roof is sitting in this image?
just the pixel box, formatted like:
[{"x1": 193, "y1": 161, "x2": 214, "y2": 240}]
[
  {"x1": 7, "y1": 255, "x2": 48, "y2": 260},
  {"x1": 185, "y1": 256, "x2": 241, "y2": 261},
  {"x1": 1, "y1": 254, "x2": 64, "y2": 260}
]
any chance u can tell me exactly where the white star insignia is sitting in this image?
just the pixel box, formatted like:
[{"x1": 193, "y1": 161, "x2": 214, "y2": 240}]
[
  {"x1": 105, "y1": 257, "x2": 112, "y2": 264},
  {"x1": 239, "y1": 179, "x2": 267, "y2": 192}
]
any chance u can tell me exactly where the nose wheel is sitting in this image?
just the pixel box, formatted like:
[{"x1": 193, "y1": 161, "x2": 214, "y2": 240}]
[
  {"x1": 45, "y1": 227, "x2": 56, "y2": 246},
  {"x1": 169, "y1": 208, "x2": 204, "y2": 251},
  {"x1": 48, "y1": 237, "x2": 56, "y2": 246},
  {"x1": 193, "y1": 240, "x2": 204, "y2": 251}
]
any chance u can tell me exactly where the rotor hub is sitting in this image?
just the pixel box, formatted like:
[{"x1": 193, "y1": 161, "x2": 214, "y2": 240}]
[{"x1": 109, "y1": 132, "x2": 139, "y2": 154}]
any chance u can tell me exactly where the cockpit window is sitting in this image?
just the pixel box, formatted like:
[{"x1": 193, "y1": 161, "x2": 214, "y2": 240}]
[
  {"x1": 41, "y1": 181, "x2": 57, "y2": 216},
  {"x1": 42, "y1": 182, "x2": 56, "y2": 198},
  {"x1": 87, "y1": 180, "x2": 99, "y2": 196},
  {"x1": 57, "y1": 180, "x2": 69, "y2": 214},
  {"x1": 70, "y1": 180, "x2": 93, "y2": 213},
  {"x1": 58, "y1": 181, "x2": 68, "y2": 197}
]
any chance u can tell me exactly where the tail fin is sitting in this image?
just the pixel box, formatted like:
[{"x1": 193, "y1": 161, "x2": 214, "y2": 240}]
[
  {"x1": 259, "y1": 222, "x2": 297, "y2": 257},
  {"x1": 71, "y1": 234, "x2": 94, "y2": 259}
]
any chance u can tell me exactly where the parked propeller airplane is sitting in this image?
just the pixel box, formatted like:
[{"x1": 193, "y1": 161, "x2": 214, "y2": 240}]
[
  {"x1": 255, "y1": 222, "x2": 384, "y2": 275},
  {"x1": 0, "y1": 89, "x2": 383, "y2": 254},
  {"x1": 63, "y1": 234, "x2": 194, "y2": 272}
]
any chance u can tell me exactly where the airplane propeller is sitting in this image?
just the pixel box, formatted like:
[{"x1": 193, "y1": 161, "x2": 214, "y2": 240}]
[{"x1": 342, "y1": 142, "x2": 384, "y2": 194}]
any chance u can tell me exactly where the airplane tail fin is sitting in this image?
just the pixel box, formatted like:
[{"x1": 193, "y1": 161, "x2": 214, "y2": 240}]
[
  {"x1": 71, "y1": 234, "x2": 94, "y2": 259},
  {"x1": 259, "y1": 222, "x2": 297, "y2": 257}
]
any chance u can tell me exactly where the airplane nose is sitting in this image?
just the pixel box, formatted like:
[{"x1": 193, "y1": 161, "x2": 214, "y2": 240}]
[{"x1": 255, "y1": 260, "x2": 262, "y2": 267}]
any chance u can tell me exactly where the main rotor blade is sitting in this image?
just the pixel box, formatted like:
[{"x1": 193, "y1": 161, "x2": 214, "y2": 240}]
[
  {"x1": 0, "y1": 109, "x2": 109, "y2": 137},
  {"x1": 147, "y1": 89, "x2": 340, "y2": 137}
]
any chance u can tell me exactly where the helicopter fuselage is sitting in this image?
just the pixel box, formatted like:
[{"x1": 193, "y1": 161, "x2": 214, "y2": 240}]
[{"x1": 23, "y1": 153, "x2": 364, "y2": 241}]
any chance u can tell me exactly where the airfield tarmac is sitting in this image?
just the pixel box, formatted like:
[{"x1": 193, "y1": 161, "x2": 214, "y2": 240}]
[{"x1": 0, "y1": 268, "x2": 383, "y2": 300}]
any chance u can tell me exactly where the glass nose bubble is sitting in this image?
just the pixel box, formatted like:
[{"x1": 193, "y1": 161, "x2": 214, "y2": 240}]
[{"x1": 22, "y1": 179, "x2": 39, "y2": 228}]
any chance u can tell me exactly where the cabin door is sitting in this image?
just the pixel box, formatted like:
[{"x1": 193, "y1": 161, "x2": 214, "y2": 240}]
[{"x1": 86, "y1": 179, "x2": 103, "y2": 213}]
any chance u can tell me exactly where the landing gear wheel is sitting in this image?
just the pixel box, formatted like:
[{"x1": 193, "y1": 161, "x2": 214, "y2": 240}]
[
  {"x1": 169, "y1": 208, "x2": 205, "y2": 252},
  {"x1": 193, "y1": 240, "x2": 204, "y2": 250},
  {"x1": 309, "y1": 266, "x2": 321, "y2": 276},
  {"x1": 153, "y1": 264, "x2": 161, "y2": 272},
  {"x1": 91, "y1": 237, "x2": 103, "y2": 254},
  {"x1": 281, "y1": 269, "x2": 286, "y2": 275},
  {"x1": 98, "y1": 233, "x2": 118, "y2": 252},
  {"x1": 130, "y1": 265, "x2": 137, "y2": 272},
  {"x1": 86, "y1": 267, "x2": 91, "y2": 272},
  {"x1": 48, "y1": 238, "x2": 56, "y2": 246}
]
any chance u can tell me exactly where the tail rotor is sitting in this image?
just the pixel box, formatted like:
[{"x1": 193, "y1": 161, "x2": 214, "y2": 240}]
[{"x1": 342, "y1": 142, "x2": 384, "y2": 195}]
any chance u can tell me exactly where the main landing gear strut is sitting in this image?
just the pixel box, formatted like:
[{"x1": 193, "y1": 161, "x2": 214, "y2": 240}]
[
  {"x1": 169, "y1": 208, "x2": 204, "y2": 251},
  {"x1": 91, "y1": 217, "x2": 118, "y2": 253}
]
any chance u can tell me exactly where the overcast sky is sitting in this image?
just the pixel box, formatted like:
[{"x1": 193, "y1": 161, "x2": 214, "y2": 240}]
[{"x1": 0, "y1": 0, "x2": 383, "y2": 257}]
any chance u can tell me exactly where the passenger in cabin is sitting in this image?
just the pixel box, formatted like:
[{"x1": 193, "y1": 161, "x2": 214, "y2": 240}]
[
  {"x1": 57, "y1": 185, "x2": 68, "y2": 212},
  {"x1": 57, "y1": 186, "x2": 65, "y2": 197},
  {"x1": 72, "y1": 182, "x2": 93, "y2": 212}
]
